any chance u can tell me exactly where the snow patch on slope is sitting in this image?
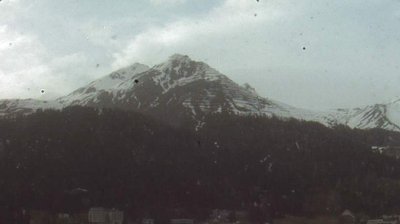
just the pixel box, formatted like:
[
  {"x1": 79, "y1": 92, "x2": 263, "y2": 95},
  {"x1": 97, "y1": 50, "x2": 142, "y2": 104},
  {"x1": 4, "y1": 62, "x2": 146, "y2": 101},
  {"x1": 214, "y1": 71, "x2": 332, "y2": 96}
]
[{"x1": 57, "y1": 63, "x2": 150, "y2": 105}]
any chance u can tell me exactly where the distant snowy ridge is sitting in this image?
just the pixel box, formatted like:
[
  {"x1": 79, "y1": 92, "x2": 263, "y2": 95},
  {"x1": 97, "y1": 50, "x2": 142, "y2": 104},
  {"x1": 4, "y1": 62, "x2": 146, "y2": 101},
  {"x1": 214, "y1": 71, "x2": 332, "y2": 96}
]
[
  {"x1": 328, "y1": 102, "x2": 400, "y2": 131},
  {"x1": 0, "y1": 54, "x2": 399, "y2": 132}
]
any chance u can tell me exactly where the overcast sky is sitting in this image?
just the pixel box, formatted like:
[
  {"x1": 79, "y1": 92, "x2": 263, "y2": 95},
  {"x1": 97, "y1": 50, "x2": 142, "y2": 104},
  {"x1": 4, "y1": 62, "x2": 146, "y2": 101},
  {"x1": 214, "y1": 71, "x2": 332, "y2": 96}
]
[{"x1": 1, "y1": 0, "x2": 400, "y2": 110}]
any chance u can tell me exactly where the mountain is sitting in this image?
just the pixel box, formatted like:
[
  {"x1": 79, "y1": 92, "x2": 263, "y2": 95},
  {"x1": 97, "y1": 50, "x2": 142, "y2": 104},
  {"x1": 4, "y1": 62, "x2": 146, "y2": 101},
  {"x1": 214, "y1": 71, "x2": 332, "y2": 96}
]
[
  {"x1": 0, "y1": 54, "x2": 399, "y2": 131},
  {"x1": 2, "y1": 106, "x2": 400, "y2": 218},
  {"x1": 326, "y1": 100, "x2": 400, "y2": 132},
  {"x1": 0, "y1": 99, "x2": 62, "y2": 117}
]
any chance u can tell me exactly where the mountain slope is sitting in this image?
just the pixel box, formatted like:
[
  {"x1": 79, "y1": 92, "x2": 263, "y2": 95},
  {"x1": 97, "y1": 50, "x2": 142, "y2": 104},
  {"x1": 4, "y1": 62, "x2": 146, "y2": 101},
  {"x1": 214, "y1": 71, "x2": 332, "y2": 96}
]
[
  {"x1": 57, "y1": 62, "x2": 150, "y2": 106},
  {"x1": 57, "y1": 54, "x2": 320, "y2": 127},
  {"x1": 3, "y1": 106, "x2": 400, "y2": 217},
  {"x1": 325, "y1": 100, "x2": 400, "y2": 132},
  {"x1": 0, "y1": 54, "x2": 399, "y2": 131},
  {"x1": 0, "y1": 99, "x2": 62, "y2": 117}
]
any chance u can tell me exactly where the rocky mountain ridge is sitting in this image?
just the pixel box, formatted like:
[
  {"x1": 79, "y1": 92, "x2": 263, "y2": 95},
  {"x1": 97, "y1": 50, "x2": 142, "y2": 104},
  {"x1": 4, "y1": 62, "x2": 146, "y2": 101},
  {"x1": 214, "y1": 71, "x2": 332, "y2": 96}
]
[{"x1": 1, "y1": 54, "x2": 399, "y2": 131}]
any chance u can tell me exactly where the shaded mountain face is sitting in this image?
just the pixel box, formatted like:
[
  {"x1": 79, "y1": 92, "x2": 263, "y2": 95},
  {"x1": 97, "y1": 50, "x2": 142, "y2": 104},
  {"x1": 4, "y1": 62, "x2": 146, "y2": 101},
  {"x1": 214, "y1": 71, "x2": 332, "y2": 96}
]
[
  {"x1": 3, "y1": 106, "x2": 400, "y2": 217},
  {"x1": 0, "y1": 54, "x2": 399, "y2": 131}
]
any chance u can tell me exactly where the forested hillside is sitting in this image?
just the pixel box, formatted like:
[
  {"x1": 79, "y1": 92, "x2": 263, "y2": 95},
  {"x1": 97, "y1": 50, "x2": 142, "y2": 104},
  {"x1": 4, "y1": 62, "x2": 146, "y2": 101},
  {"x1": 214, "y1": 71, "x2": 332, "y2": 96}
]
[{"x1": 1, "y1": 107, "x2": 400, "y2": 221}]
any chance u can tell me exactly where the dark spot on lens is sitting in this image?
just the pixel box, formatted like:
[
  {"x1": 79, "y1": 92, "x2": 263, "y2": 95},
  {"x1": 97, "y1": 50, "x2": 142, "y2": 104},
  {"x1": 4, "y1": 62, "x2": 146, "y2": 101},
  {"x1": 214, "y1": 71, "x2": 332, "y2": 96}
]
[
  {"x1": 96, "y1": 64, "x2": 100, "y2": 68},
  {"x1": 134, "y1": 79, "x2": 139, "y2": 84},
  {"x1": 302, "y1": 47, "x2": 306, "y2": 50},
  {"x1": 41, "y1": 89, "x2": 45, "y2": 94},
  {"x1": 254, "y1": 13, "x2": 257, "y2": 17}
]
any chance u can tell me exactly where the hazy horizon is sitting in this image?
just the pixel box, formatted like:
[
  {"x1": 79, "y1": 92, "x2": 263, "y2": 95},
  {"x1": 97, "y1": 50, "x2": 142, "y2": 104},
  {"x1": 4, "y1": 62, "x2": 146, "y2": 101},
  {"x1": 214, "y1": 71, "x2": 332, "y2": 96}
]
[{"x1": 1, "y1": 0, "x2": 400, "y2": 110}]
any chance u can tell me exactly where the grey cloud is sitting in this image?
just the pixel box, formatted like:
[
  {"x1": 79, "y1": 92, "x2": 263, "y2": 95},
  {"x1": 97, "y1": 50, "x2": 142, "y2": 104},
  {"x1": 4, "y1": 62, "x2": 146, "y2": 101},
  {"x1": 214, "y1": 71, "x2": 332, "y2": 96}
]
[{"x1": 1, "y1": 0, "x2": 400, "y2": 109}]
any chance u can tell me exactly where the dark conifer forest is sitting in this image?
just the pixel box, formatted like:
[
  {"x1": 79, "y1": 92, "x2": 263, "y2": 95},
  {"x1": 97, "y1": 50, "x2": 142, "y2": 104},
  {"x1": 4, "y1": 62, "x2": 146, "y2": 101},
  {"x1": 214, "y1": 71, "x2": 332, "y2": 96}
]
[{"x1": 1, "y1": 106, "x2": 400, "y2": 220}]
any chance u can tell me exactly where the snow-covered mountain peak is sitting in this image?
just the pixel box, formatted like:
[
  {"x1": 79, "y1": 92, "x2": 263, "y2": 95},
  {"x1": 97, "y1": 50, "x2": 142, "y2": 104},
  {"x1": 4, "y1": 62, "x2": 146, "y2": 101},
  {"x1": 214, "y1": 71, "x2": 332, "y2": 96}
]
[
  {"x1": 110, "y1": 63, "x2": 150, "y2": 80},
  {"x1": 153, "y1": 54, "x2": 220, "y2": 77},
  {"x1": 150, "y1": 54, "x2": 226, "y2": 93},
  {"x1": 1, "y1": 54, "x2": 400, "y2": 132},
  {"x1": 154, "y1": 54, "x2": 195, "y2": 72},
  {"x1": 168, "y1": 53, "x2": 191, "y2": 62},
  {"x1": 242, "y1": 83, "x2": 258, "y2": 96}
]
